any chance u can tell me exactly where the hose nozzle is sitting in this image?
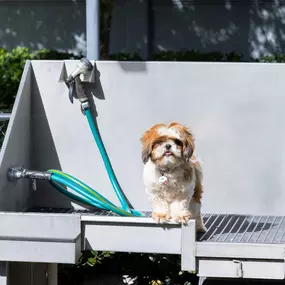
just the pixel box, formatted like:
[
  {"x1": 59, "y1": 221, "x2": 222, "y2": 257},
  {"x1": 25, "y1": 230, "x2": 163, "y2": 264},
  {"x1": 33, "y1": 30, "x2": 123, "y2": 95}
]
[
  {"x1": 65, "y1": 58, "x2": 93, "y2": 83},
  {"x1": 65, "y1": 58, "x2": 93, "y2": 105},
  {"x1": 7, "y1": 166, "x2": 51, "y2": 182}
]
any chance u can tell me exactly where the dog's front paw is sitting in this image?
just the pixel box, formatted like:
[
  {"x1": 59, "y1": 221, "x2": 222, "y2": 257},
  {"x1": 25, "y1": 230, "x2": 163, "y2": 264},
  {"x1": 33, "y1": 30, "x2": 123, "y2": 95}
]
[
  {"x1": 172, "y1": 212, "x2": 192, "y2": 224},
  {"x1": 152, "y1": 212, "x2": 170, "y2": 224},
  {"x1": 196, "y1": 224, "x2": 207, "y2": 233},
  {"x1": 195, "y1": 216, "x2": 207, "y2": 233}
]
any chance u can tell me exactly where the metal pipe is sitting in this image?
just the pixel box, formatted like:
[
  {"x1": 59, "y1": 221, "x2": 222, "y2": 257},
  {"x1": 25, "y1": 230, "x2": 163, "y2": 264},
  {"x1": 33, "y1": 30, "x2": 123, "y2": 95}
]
[
  {"x1": 86, "y1": 0, "x2": 100, "y2": 60},
  {"x1": 0, "y1": 113, "x2": 11, "y2": 121},
  {"x1": 7, "y1": 166, "x2": 51, "y2": 182}
]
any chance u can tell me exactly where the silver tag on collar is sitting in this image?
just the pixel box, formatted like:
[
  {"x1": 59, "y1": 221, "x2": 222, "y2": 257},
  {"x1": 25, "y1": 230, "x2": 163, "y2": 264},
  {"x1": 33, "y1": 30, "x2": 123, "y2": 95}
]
[{"x1": 159, "y1": 176, "x2": 168, "y2": 185}]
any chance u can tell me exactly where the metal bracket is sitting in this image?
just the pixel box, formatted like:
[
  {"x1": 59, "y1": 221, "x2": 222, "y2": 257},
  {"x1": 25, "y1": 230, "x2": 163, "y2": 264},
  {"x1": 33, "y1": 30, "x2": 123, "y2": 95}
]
[{"x1": 233, "y1": 260, "x2": 244, "y2": 278}]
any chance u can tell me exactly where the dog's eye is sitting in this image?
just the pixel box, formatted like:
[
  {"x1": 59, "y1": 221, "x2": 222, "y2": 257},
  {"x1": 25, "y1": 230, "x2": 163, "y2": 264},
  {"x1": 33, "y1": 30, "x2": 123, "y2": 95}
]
[
  {"x1": 152, "y1": 140, "x2": 163, "y2": 148},
  {"x1": 174, "y1": 139, "x2": 183, "y2": 147}
]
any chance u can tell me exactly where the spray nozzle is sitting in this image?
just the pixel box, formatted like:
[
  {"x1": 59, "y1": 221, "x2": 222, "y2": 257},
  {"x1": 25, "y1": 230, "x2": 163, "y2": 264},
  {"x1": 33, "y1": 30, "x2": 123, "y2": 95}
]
[
  {"x1": 66, "y1": 58, "x2": 93, "y2": 83},
  {"x1": 7, "y1": 166, "x2": 51, "y2": 182},
  {"x1": 65, "y1": 58, "x2": 93, "y2": 105}
]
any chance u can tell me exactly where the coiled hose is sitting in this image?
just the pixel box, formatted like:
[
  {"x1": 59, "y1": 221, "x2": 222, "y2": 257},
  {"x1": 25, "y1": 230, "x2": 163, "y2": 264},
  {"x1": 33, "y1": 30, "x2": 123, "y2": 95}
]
[{"x1": 47, "y1": 107, "x2": 143, "y2": 217}]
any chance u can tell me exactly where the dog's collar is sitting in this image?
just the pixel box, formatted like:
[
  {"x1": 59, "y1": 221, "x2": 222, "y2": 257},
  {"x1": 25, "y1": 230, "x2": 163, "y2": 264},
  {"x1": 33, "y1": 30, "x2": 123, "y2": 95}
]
[
  {"x1": 159, "y1": 161, "x2": 185, "y2": 176},
  {"x1": 159, "y1": 166, "x2": 175, "y2": 176}
]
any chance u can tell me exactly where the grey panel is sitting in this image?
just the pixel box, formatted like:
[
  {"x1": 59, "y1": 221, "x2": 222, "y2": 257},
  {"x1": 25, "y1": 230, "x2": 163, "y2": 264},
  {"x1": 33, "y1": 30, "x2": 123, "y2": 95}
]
[
  {"x1": 82, "y1": 217, "x2": 182, "y2": 254},
  {"x1": 196, "y1": 242, "x2": 285, "y2": 260},
  {"x1": 181, "y1": 220, "x2": 196, "y2": 272},
  {"x1": 0, "y1": 240, "x2": 79, "y2": 264},
  {"x1": 198, "y1": 259, "x2": 285, "y2": 279},
  {"x1": 0, "y1": 61, "x2": 32, "y2": 212},
  {"x1": 0, "y1": 212, "x2": 81, "y2": 264},
  {"x1": 0, "y1": 212, "x2": 80, "y2": 240},
  {"x1": 27, "y1": 60, "x2": 285, "y2": 217}
]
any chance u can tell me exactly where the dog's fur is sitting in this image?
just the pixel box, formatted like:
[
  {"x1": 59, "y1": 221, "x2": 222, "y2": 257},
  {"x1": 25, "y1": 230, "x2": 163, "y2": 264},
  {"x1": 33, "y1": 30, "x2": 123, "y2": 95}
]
[{"x1": 140, "y1": 122, "x2": 206, "y2": 232}]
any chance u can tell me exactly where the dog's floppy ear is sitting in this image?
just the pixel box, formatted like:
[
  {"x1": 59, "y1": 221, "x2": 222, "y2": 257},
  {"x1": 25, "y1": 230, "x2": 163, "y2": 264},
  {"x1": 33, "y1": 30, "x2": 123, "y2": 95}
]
[
  {"x1": 169, "y1": 122, "x2": 195, "y2": 161},
  {"x1": 140, "y1": 124, "x2": 165, "y2": 164},
  {"x1": 140, "y1": 130, "x2": 152, "y2": 164},
  {"x1": 141, "y1": 144, "x2": 151, "y2": 164}
]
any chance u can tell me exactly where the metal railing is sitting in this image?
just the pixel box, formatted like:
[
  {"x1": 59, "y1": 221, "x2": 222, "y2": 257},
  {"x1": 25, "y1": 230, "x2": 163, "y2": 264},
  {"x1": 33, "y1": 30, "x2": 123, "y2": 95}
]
[{"x1": 0, "y1": 113, "x2": 11, "y2": 146}]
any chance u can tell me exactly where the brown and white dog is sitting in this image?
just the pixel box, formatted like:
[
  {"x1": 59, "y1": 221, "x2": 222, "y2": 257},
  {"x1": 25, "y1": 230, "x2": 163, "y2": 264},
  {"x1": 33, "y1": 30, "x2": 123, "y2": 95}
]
[{"x1": 140, "y1": 122, "x2": 206, "y2": 232}]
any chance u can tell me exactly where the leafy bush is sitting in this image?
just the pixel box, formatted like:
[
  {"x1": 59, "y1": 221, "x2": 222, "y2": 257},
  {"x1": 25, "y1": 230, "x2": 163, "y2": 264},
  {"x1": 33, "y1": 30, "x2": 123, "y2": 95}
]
[
  {"x1": 108, "y1": 50, "x2": 285, "y2": 63},
  {"x1": 106, "y1": 50, "x2": 245, "y2": 62},
  {"x1": 152, "y1": 50, "x2": 244, "y2": 62},
  {"x1": 59, "y1": 252, "x2": 197, "y2": 285},
  {"x1": 0, "y1": 47, "x2": 81, "y2": 111},
  {"x1": 258, "y1": 54, "x2": 285, "y2": 63},
  {"x1": 108, "y1": 51, "x2": 143, "y2": 61}
]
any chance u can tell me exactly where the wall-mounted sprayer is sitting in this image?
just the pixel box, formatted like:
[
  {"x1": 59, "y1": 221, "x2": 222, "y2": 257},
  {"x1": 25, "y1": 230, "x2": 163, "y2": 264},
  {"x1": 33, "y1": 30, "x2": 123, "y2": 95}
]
[
  {"x1": 64, "y1": 58, "x2": 93, "y2": 113},
  {"x1": 66, "y1": 58, "x2": 93, "y2": 81},
  {"x1": 6, "y1": 58, "x2": 144, "y2": 217}
]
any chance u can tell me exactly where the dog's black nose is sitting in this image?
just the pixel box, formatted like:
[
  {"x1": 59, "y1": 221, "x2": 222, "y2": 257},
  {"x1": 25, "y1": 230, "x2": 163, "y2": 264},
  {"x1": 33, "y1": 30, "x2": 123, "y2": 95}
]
[{"x1": 165, "y1": 144, "x2": 171, "y2": 150}]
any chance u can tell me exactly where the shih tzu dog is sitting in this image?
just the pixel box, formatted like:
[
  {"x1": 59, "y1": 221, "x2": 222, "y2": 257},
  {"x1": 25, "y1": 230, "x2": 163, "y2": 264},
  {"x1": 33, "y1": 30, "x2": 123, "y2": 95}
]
[{"x1": 140, "y1": 122, "x2": 206, "y2": 232}]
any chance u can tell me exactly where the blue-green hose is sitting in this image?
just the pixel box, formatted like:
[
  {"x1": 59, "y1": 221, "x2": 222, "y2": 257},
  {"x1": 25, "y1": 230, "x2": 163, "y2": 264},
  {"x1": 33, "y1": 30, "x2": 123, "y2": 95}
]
[
  {"x1": 48, "y1": 107, "x2": 144, "y2": 217},
  {"x1": 85, "y1": 108, "x2": 131, "y2": 213}
]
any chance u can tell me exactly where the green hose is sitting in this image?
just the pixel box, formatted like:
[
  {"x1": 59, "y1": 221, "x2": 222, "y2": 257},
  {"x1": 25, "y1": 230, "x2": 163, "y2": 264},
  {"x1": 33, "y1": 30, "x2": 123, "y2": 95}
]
[{"x1": 48, "y1": 107, "x2": 144, "y2": 217}]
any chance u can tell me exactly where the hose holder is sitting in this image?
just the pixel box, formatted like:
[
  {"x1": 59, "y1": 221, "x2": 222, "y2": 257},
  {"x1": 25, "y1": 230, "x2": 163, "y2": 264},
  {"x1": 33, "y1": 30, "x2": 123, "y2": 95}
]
[{"x1": 64, "y1": 58, "x2": 93, "y2": 109}]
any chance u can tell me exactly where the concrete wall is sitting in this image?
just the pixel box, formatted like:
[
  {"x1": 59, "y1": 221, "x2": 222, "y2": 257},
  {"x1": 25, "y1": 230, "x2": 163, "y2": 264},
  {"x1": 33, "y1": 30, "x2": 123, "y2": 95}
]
[
  {"x1": 0, "y1": 61, "x2": 33, "y2": 212},
  {"x1": 3, "y1": 60, "x2": 285, "y2": 217}
]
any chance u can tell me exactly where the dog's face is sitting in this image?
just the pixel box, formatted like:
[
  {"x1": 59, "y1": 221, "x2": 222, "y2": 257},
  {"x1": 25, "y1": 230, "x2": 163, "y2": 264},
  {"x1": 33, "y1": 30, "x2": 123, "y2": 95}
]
[{"x1": 140, "y1": 122, "x2": 195, "y2": 168}]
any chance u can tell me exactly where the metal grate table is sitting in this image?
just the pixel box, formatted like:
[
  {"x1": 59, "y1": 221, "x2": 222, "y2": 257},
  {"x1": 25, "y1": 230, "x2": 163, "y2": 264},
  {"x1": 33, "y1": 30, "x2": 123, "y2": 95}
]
[
  {"x1": 24, "y1": 207, "x2": 285, "y2": 280},
  {"x1": 198, "y1": 214, "x2": 285, "y2": 244},
  {"x1": 26, "y1": 208, "x2": 285, "y2": 245}
]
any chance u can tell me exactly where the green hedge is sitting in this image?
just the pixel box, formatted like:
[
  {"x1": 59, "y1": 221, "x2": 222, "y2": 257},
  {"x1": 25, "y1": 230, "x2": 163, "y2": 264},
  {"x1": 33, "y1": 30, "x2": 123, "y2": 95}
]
[
  {"x1": 106, "y1": 50, "x2": 285, "y2": 62},
  {"x1": 0, "y1": 47, "x2": 81, "y2": 110},
  {"x1": 59, "y1": 251, "x2": 196, "y2": 285},
  {"x1": 1, "y1": 47, "x2": 285, "y2": 111},
  {"x1": 152, "y1": 50, "x2": 244, "y2": 62}
]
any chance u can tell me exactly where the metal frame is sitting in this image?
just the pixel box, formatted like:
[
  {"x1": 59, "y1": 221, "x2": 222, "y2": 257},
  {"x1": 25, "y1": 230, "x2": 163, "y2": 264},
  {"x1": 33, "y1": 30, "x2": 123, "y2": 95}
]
[
  {"x1": 1, "y1": 60, "x2": 285, "y2": 284},
  {"x1": 197, "y1": 259, "x2": 285, "y2": 280},
  {"x1": 81, "y1": 214, "x2": 195, "y2": 257},
  {"x1": 0, "y1": 212, "x2": 81, "y2": 264}
]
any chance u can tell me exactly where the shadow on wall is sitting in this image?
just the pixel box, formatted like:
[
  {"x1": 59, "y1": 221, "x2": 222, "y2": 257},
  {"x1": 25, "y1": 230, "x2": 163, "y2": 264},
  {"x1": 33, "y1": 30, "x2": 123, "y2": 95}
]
[
  {"x1": 30, "y1": 67, "x2": 74, "y2": 209},
  {"x1": 0, "y1": 0, "x2": 86, "y2": 55},
  {"x1": 110, "y1": 0, "x2": 285, "y2": 60}
]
